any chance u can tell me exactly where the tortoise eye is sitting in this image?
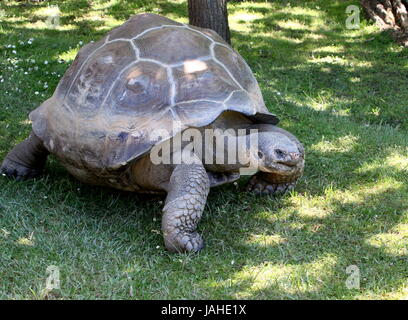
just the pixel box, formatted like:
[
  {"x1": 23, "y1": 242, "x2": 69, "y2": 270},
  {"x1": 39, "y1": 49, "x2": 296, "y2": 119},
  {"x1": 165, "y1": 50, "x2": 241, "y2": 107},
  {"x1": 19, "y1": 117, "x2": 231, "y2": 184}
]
[
  {"x1": 257, "y1": 151, "x2": 264, "y2": 159},
  {"x1": 275, "y1": 149, "x2": 286, "y2": 157}
]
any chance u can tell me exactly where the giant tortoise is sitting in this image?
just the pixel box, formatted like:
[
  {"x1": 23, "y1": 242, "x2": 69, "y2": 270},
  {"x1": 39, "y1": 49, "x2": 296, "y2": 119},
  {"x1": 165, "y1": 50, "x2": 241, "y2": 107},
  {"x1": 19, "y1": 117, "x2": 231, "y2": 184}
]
[{"x1": 1, "y1": 13, "x2": 305, "y2": 252}]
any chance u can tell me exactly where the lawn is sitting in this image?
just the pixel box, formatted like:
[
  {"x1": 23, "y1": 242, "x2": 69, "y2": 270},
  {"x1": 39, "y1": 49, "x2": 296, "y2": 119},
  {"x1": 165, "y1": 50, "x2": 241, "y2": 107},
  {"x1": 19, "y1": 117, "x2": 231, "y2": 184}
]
[{"x1": 0, "y1": 0, "x2": 407, "y2": 299}]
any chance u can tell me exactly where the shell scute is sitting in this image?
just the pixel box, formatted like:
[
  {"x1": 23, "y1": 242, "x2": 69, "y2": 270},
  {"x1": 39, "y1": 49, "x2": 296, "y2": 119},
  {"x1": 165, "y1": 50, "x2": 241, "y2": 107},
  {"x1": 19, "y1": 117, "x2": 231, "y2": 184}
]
[
  {"x1": 173, "y1": 60, "x2": 238, "y2": 103},
  {"x1": 108, "y1": 13, "x2": 183, "y2": 41},
  {"x1": 104, "y1": 61, "x2": 171, "y2": 118},
  {"x1": 66, "y1": 41, "x2": 136, "y2": 118},
  {"x1": 134, "y1": 27, "x2": 211, "y2": 65},
  {"x1": 213, "y1": 44, "x2": 265, "y2": 109}
]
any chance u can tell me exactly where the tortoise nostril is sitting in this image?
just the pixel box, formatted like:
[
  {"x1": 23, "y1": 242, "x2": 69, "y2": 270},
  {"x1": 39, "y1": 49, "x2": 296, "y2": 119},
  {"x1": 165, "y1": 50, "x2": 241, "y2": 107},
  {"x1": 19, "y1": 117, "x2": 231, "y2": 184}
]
[{"x1": 290, "y1": 152, "x2": 300, "y2": 160}]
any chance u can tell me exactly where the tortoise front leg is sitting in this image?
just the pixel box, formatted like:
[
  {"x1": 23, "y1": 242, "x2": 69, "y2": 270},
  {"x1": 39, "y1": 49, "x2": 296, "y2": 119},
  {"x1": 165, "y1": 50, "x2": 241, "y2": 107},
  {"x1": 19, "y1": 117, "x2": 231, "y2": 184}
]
[
  {"x1": 1, "y1": 131, "x2": 49, "y2": 180},
  {"x1": 246, "y1": 171, "x2": 300, "y2": 196},
  {"x1": 162, "y1": 158, "x2": 210, "y2": 253}
]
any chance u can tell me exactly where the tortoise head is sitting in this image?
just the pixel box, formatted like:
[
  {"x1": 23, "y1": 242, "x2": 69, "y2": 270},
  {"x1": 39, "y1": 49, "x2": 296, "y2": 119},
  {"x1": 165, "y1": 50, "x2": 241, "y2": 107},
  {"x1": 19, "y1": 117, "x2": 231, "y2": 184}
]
[{"x1": 247, "y1": 126, "x2": 304, "y2": 183}]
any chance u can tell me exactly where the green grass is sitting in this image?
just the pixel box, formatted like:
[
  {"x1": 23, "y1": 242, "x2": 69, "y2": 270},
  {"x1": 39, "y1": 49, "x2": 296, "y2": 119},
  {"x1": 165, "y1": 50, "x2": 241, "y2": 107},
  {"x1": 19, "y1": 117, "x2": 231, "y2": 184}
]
[{"x1": 1, "y1": 0, "x2": 407, "y2": 299}]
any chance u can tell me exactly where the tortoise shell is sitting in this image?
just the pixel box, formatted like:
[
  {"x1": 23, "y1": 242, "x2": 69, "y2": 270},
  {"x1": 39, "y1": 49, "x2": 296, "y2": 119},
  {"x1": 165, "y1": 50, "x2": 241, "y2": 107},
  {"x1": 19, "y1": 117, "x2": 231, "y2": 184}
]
[{"x1": 30, "y1": 13, "x2": 278, "y2": 169}]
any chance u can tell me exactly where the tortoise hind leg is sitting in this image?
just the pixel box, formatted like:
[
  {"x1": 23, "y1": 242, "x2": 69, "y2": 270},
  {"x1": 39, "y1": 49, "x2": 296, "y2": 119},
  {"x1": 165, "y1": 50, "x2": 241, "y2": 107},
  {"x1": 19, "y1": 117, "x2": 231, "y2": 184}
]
[{"x1": 1, "y1": 131, "x2": 49, "y2": 180}]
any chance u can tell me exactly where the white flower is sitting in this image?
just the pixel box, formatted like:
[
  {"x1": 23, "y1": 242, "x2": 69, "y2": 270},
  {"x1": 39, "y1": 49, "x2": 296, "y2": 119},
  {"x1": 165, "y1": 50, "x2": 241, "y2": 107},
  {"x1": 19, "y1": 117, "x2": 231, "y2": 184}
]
[
  {"x1": 78, "y1": 41, "x2": 83, "y2": 45},
  {"x1": 44, "y1": 60, "x2": 48, "y2": 65},
  {"x1": 12, "y1": 50, "x2": 16, "y2": 54},
  {"x1": 34, "y1": 91, "x2": 39, "y2": 95}
]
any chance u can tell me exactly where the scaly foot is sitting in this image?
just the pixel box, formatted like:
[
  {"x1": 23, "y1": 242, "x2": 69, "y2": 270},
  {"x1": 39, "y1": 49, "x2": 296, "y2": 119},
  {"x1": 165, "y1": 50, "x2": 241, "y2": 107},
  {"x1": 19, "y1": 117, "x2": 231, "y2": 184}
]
[
  {"x1": 246, "y1": 174, "x2": 296, "y2": 196},
  {"x1": 1, "y1": 158, "x2": 43, "y2": 181}
]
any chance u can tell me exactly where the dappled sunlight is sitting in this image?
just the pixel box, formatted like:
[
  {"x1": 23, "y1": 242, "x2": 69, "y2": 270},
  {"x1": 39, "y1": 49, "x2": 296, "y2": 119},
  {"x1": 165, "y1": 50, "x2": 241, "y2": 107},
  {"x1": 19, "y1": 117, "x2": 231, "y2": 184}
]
[
  {"x1": 73, "y1": 13, "x2": 123, "y2": 31},
  {"x1": 358, "y1": 151, "x2": 408, "y2": 173},
  {"x1": 92, "y1": 0, "x2": 119, "y2": 11},
  {"x1": 273, "y1": 32, "x2": 305, "y2": 44},
  {"x1": 223, "y1": 254, "x2": 338, "y2": 299},
  {"x1": 57, "y1": 48, "x2": 79, "y2": 64},
  {"x1": 247, "y1": 233, "x2": 287, "y2": 246},
  {"x1": 19, "y1": 119, "x2": 32, "y2": 126},
  {"x1": 327, "y1": 179, "x2": 403, "y2": 206},
  {"x1": 311, "y1": 134, "x2": 359, "y2": 154},
  {"x1": 33, "y1": 5, "x2": 60, "y2": 19},
  {"x1": 16, "y1": 236, "x2": 34, "y2": 246},
  {"x1": 349, "y1": 77, "x2": 361, "y2": 83},
  {"x1": 21, "y1": 20, "x2": 76, "y2": 31},
  {"x1": 309, "y1": 55, "x2": 350, "y2": 66},
  {"x1": 306, "y1": 33, "x2": 327, "y2": 41},
  {"x1": 293, "y1": 199, "x2": 333, "y2": 219},
  {"x1": 277, "y1": 20, "x2": 310, "y2": 32},
  {"x1": 285, "y1": 177, "x2": 405, "y2": 221},
  {"x1": 229, "y1": 12, "x2": 264, "y2": 33},
  {"x1": 385, "y1": 153, "x2": 408, "y2": 171},
  {"x1": 278, "y1": 6, "x2": 321, "y2": 20},
  {"x1": 355, "y1": 286, "x2": 408, "y2": 300},
  {"x1": 309, "y1": 54, "x2": 373, "y2": 69},
  {"x1": 232, "y1": 12, "x2": 263, "y2": 22},
  {"x1": 312, "y1": 45, "x2": 344, "y2": 54},
  {"x1": 365, "y1": 223, "x2": 408, "y2": 256}
]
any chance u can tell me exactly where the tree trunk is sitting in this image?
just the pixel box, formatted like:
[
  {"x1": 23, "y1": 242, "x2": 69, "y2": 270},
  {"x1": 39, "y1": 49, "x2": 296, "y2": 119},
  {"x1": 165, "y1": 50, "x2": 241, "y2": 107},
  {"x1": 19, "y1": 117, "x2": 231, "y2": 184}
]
[
  {"x1": 361, "y1": 0, "x2": 408, "y2": 46},
  {"x1": 188, "y1": 0, "x2": 231, "y2": 44}
]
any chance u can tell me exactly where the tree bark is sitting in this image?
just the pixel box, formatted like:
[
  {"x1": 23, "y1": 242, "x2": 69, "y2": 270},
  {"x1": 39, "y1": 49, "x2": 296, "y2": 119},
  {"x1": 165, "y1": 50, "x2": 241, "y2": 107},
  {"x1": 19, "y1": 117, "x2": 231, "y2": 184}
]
[
  {"x1": 361, "y1": 0, "x2": 408, "y2": 46},
  {"x1": 188, "y1": 0, "x2": 231, "y2": 44}
]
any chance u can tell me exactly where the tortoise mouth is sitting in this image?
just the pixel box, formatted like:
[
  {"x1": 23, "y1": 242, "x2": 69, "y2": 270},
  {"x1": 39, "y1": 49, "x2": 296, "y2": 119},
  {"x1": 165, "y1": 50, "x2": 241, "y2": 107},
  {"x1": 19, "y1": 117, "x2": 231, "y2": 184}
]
[
  {"x1": 276, "y1": 161, "x2": 297, "y2": 167},
  {"x1": 260, "y1": 162, "x2": 298, "y2": 173},
  {"x1": 257, "y1": 168, "x2": 302, "y2": 184}
]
